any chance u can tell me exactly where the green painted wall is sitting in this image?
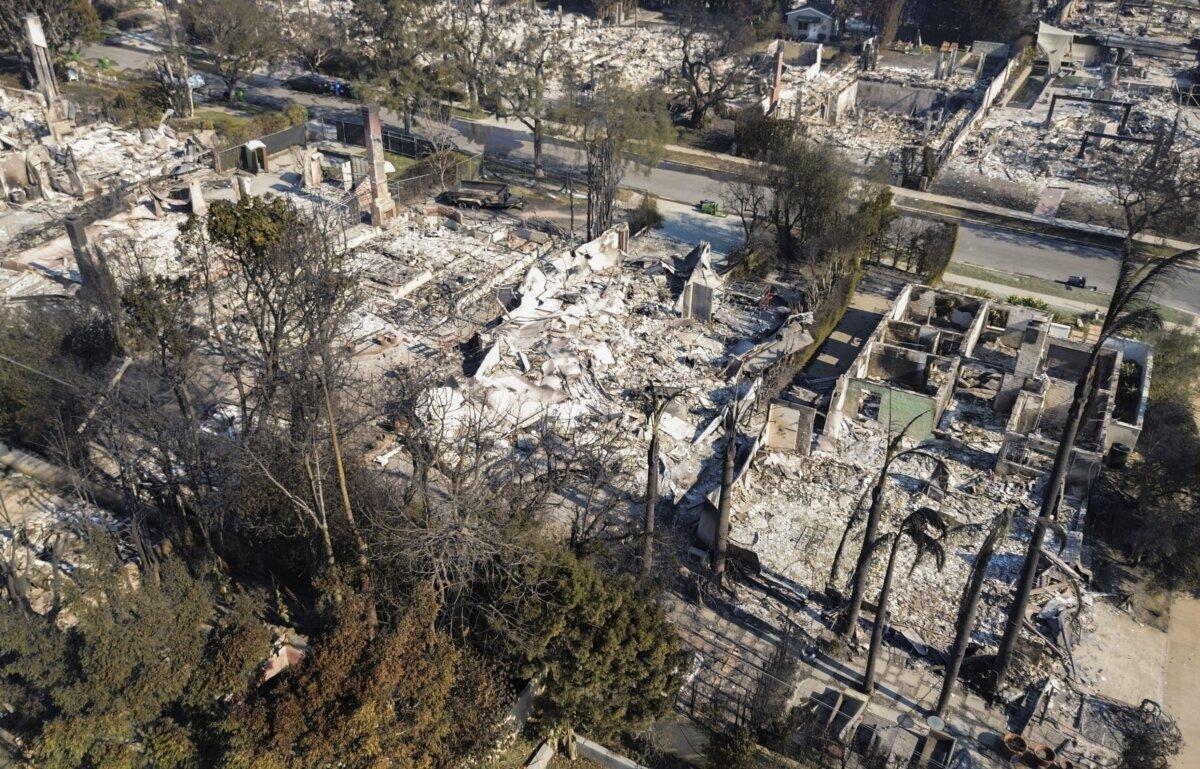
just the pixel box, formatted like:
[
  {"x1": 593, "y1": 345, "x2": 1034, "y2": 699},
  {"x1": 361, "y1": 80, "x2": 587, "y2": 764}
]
[{"x1": 844, "y1": 379, "x2": 937, "y2": 441}]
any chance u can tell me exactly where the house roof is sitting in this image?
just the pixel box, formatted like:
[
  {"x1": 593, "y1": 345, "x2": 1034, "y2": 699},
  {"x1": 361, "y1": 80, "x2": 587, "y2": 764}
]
[{"x1": 785, "y1": 1, "x2": 834, "y2": 19}]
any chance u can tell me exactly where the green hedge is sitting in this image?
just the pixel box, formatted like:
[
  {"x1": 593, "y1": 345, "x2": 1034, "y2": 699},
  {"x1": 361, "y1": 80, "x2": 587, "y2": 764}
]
[{"x1": 760, "y1": 259, "x2": 863, "y2": 400}]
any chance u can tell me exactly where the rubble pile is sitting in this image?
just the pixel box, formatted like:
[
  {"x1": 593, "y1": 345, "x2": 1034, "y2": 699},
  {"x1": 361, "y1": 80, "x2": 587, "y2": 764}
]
[
  {"x1": 1068, "y1": 0, "x2": 1200, "y2": 41},
  {"x1": 0, "y1": 470, "x2": 119, "y2": 622},
  {"x1": 733, "y1": 400, "x2": 1043, "y2": 651},
  {"x1": 805, "y1": 110, "x2": 929, "y2": 167},
  {"x1": 0, "y1": 88, "x2": 48, "y2": 140},
  {"x1": 62, "y1": 124, "x2": 181, "y2": 186},
  {"x1": 953, "y1": 92, "x2": 1199, "y2": 190},
  {"x1": 942, "y1": 1, "x2": 1200, "y2": 203},
  {"x1": 491, "y1": 8, "x2": 700, "y2": 98},
  {"x1": 0, "y1": 87, "x2": 195, "y2": 246},
  {"x1": 380, "y1": 225, "x2": 794, "y2": 507}
]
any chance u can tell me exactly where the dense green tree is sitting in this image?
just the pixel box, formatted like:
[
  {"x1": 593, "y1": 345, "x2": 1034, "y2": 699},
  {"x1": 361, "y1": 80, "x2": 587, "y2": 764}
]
[
  {"x1": 0, "y1": 305, "x2": 97, "y2": 448},
  {"x1": 705, "y1": 725, "x2": 757, "y2": 769},
  {"x1": 471, "y1": 546, "x2": 687, "y2": 737},
  {"x1": 179, "y1": 0, "x2": 284, "y2": 100},
  {"x1": 1092, "y1": 328, "x2": 1200, "y2": 590},
  {"x1": 0, "y1": 0, "x2": 100, "y2": 58},
  {"x1": 0, "y1": 557, "x2": 270, "y2": 769},
  {"x1": 765, "y1": 138, "x2": 851, "y2": 263},
  {"x1": 353, "y1": 0, "x2": 442, "y2": 129}
]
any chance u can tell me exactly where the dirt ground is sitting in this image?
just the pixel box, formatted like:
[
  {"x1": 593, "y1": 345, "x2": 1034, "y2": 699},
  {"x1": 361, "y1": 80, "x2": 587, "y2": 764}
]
[
  {"x1": 1074, "y1": 600, "x2": 1169, "y2": 706},
  {"x1": 1164, "y1": 595, "x2": 1200, "y2": 768}
]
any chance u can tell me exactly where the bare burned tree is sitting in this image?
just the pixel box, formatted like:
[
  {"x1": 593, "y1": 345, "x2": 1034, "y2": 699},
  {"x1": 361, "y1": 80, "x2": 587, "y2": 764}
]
[
  {"x1": 565, "y1": 75, "x2": 672, "y2": 239},
  {"x1": 494, "y1": 27, "x2": 571, "y2": 178},
  {"x1": 557, "y1": 413, "x2": 640, "y2": 559},
  {"x1": 418, "y1": 112, "x2": 464, "y2": 192},
  {"x1": 369, "y1": 368, "x2": 554, "y2": 617},
  {"x1": 442, "y1": 0, "x2": 502, "y2": 111},
  {"x1": 721, "y1": 173, "x2": 769, "y2": 249},
  {"x1": 179, "y1": 197, "x2": 362, "y2": 441},
  {"x1": 675, "y1": 3, "x2": 754, "y2": 129}
]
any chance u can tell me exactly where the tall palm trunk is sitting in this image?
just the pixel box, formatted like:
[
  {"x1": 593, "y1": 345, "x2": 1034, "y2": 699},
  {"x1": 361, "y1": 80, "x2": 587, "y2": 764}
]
[
  {"x1": 990, "y1": 346, "x2": 1100, "y2": 693},
  {"x1": 861, "y1": 534, "x2": 901, "y2": 693},
  {"x1": 837, "y1": 477, "x2": 886, "y2": 638},
  {"x1": 937, "y1": 508, "x2": 1011, "y2": 715},
  {"x1": 827, "y1": 488, "x2": 869, "y2": 593}
]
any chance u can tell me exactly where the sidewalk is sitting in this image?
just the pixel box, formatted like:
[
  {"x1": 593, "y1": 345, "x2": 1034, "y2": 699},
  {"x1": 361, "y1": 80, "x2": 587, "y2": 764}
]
[
  {"x1": 940, "y1": 273, "x2": 1108, "y2": 315},
  {"x1": 649, "y1": 139, "x2": 1200, "y2": 254}
]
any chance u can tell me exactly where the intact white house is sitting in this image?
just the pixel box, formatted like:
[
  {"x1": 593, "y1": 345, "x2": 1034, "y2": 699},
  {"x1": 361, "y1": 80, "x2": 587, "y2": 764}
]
[{"x1": 785, "y1": 2, "x2": 835, "y2": 41}]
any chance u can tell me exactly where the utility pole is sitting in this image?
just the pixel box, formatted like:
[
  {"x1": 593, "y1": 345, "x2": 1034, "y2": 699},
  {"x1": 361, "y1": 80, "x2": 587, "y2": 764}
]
[
  {"x1": 568, "y1": 171, "x2": 575, "y2": 236},
  {"x1": 643, "y1": 383, "x2": 683, "y2": 578},
  {"x1": 711, "y1": 395, "x2": 740, "y2": 578}
]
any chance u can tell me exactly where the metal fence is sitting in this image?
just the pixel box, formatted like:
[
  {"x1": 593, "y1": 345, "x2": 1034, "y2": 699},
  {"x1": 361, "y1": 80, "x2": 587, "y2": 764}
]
[
  {"x1": 386, "y1": 153, "x2": 482, "y2": 203},
  {"x1": 214, "y1": 122, "x2": 309, "y2": 172},
  {"x1": 330, "y1": 118, "x2": 438, "y2": 159}
]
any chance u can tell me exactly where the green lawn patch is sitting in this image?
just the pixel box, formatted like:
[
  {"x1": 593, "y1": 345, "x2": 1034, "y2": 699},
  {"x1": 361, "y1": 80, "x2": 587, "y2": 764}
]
[{"x1": 946, "y1": 262, "x2": 1194, "y2": 326}]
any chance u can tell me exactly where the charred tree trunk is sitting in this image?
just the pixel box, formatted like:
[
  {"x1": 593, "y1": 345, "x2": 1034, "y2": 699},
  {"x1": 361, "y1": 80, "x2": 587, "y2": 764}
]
[
  {"x1": 879, "y1": 0, "x2": 905, "y2": 48},
  {"x1": 827, "y1": 488, "x2": 870, "y2": 593},
  {"x1": 643, "y1": 418, "x2": 659, "y2": 578},
  {"x1": 990, "y1": 346, "x2": 1101, "y2": 694},
  {"x1": 837, "y1": 476, "x2": 887, "y2": 638},
  {"x1": 861, "y1": 534, "x2": 901, "y2": 694},
  {"x1": 533, "y1": 118, "x2": 544, "y2": 178},
  {"x1": 937, "y1": 509, "x2": 1010, "y2": 716}
]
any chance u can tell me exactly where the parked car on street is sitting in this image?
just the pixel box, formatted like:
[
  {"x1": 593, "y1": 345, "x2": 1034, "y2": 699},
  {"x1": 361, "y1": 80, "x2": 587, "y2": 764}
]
[{"x1": 285, "y1": 74, "x2": 357, "y2": 99}]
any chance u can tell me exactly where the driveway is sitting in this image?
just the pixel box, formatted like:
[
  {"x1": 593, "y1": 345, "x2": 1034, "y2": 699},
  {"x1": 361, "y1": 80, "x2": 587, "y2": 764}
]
[{"x1": 1164, "y1": 595, "x2": 1200, "y2": 767}]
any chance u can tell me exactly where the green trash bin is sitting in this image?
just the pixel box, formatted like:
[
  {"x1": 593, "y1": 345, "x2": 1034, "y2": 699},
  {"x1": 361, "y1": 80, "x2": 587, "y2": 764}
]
[{"x1": 699, "y1": 199, "x2": 719, "y2": 215}]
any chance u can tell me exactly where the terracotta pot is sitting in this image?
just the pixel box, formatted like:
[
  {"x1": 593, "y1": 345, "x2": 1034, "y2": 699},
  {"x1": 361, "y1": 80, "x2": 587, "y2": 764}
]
[
  {"x1": 1054, "y1": 759, "x2": 1076, "y2": 769},
  {"x1": 1030, "y1": 743, "x2": 1056, "y2": 768},
  {"x1": 1001, "y1": 733, "x2": 1028, "y2": 758}
]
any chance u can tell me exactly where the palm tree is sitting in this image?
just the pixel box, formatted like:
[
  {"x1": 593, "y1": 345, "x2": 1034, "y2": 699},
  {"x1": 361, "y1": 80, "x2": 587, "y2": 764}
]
[
  {"x1": 989, "y1": 237, "x2": 1200, "y2": 694},
  {"x1": 860, "y1": 506, "x2": 948, "y2": 694},
  {"x1": 836, "y1": 412, "x2": 947, "y2": 640},
  {"x1": 936, "y1": 507, "x2": 1014, "y2": 716}
]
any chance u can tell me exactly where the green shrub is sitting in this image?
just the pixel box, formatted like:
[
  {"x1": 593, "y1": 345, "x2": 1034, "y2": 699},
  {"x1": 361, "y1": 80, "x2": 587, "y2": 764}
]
[
  {"x1": 1007, "y1": 295, "x2": 1051, "y2": 312},
  {"x1": 733, "y1": 109, "x2": 793, "y2": 160},
  {"x1": 628, "y1": 194, "x2": 663, "y2": 233},
  {"x1": 705, "y1": 726, "x2": 757, "y2": 769}
]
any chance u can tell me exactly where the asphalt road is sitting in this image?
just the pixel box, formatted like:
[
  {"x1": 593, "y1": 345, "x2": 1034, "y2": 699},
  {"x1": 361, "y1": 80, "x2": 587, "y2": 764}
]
[
  {"x1": 80, "y1": 36, "x2": 1200, "y2": 318},
  {"x1": 953, "y1": 222, "x2": 1200, "y2": 316}
]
